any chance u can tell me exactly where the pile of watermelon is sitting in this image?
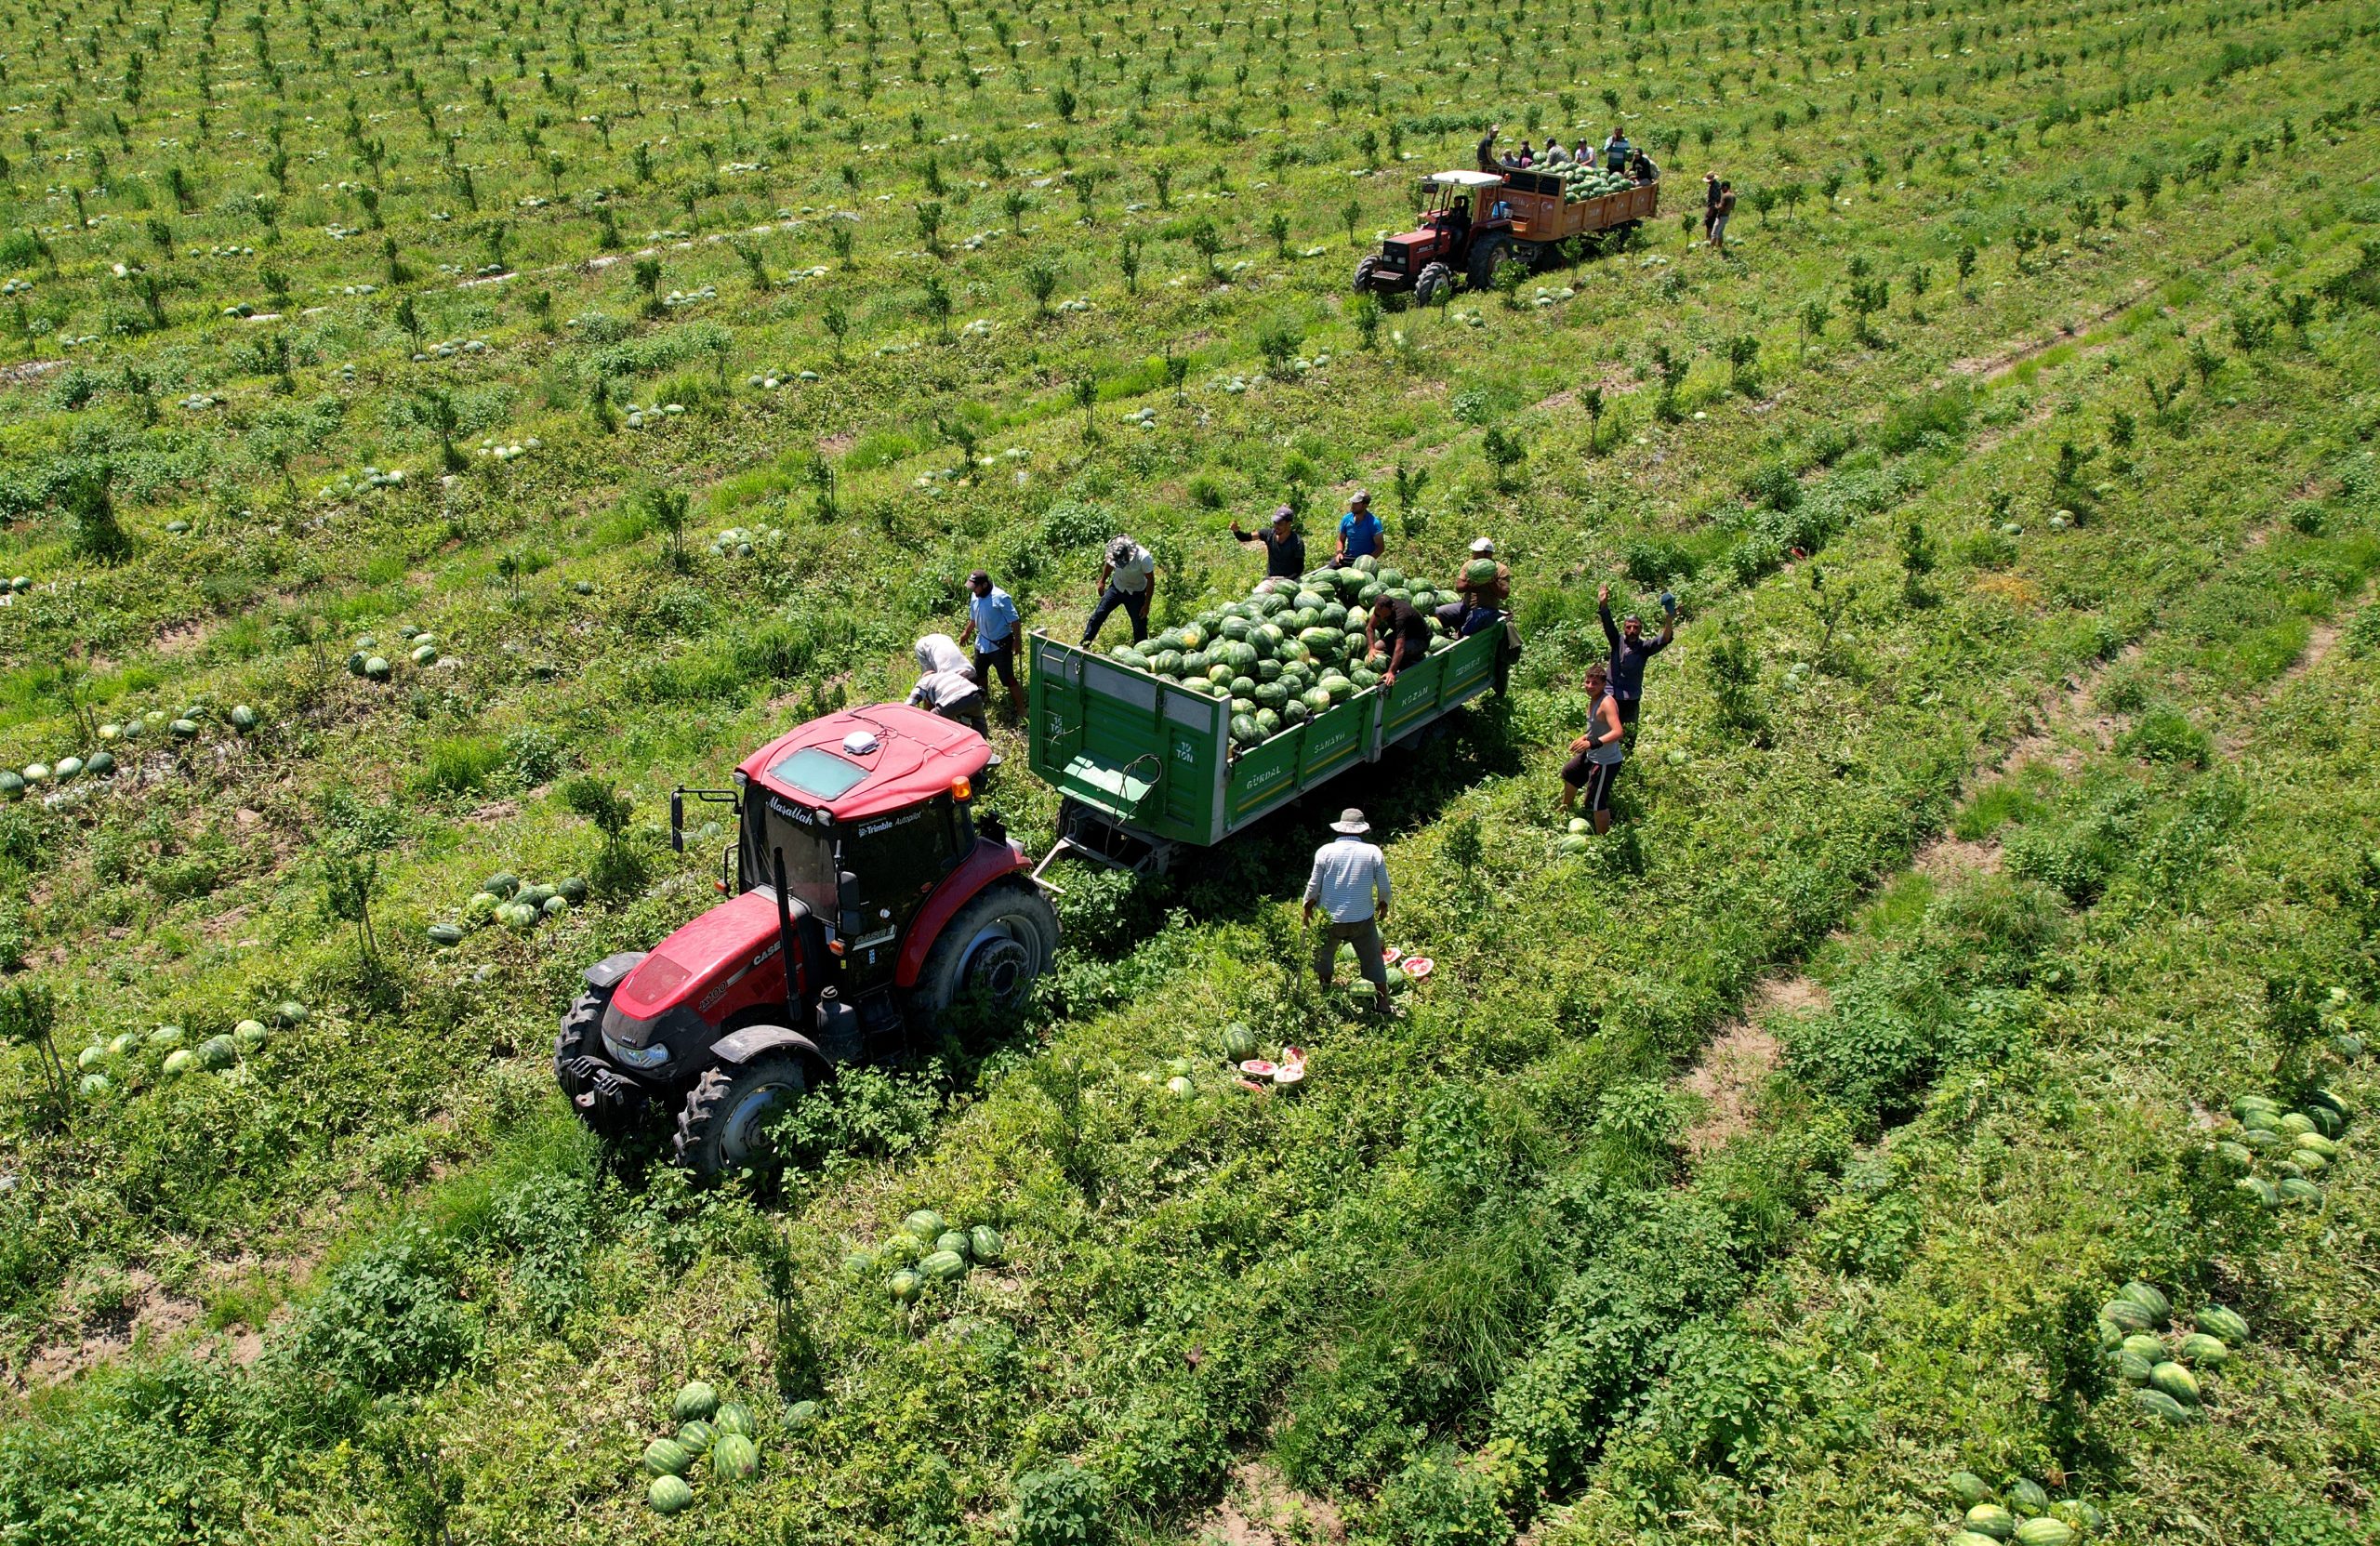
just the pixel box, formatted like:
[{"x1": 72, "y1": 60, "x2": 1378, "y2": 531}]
[
  {"x1": 73, "y1": 1004, "x2": 298, "y2": 1096},
  {"x1": 430, "y1": 871, "x2": 588, "y2": 943},
  {"x1": 640, "y1": 1381, "x2": 764, "y2": 1514},
  {"x1": 1217, "y1": 1023, "x2": 1308, "y2": 1089},
  {"x1": 844, "y1": 1209, "x2": 1005, "y2": 1304},
  {"x1": 3, "y1": 702, "x2": 267, "y2": 799},
  {"x1": 2095, "y1": 1279, "x2": 2247, "y2": 1426},
  {"x1": 1104, "y1": 554, "x2": 1459, "y2": 750},
  {"x1": 346, "y1": 625, "x2": 441, "y2": 681},
  {"x1": 2217, "y1": 1087, "x2": 2350, "y2": 1209},
  {"x1": 1940, "y1": 1472, "x2": 2101, "y2": 1546}
]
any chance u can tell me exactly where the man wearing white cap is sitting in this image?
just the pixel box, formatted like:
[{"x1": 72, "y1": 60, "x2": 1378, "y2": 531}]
[
  {"x1": 1082, "y1": 534, "x2": 1157, "y2": 647},
  {"x1": 1302, "y1": 808, "x2": 1394, "y2": 1014},
  {"x1": 1437, "y1": 535, "x2": 1511, "y2": 637}
]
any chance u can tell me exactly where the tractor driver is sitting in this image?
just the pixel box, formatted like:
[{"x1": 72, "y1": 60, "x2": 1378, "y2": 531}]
[{"x1": 1444, "y1": 192, "x2": 1472, "y2": 252}]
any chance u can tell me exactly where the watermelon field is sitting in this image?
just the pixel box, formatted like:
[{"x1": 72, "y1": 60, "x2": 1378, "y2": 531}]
[{"x1": 4, "y1": 0, "x2": 2380, "y2": 1533}]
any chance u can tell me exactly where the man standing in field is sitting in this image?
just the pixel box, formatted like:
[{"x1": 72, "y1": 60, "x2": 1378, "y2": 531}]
[
  {"x1": 1599, "y1": 583, "x2": 1675, "y2": 734},
  {"x1": 1560, "y1": 663, "x2": 1628, "y2": 834},
  {"x1": 1082, "y1": 535, "x2": 1157, "y2": 647},
  {"x1": 1703, "y1": 171, "x2": 1723, "y2": 242},
  {"x1": 1231, "y1": 505, "x2": 1306, "y2": 582},
  {"x1": 1475, "y1": 124, "x2": 1501, "y2": 173},
  {"x1": 960, "y1": 569, "x2": 1022, "y2": 720},
  {"x1": 1303, "y1": 809, "x2": 1394, "y2": 1015},
  {"x1": 1712, "y1": 180, "x2": 1738, "y2": 250}
]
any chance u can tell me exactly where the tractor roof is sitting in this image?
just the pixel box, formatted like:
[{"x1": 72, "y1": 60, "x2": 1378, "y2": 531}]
[
  {"x1": 740, "y1": 703, "x2": 992, "y2": 822},
  {"x1": 1430, "y1": 170, "x2": 1506, "y2": 188}
]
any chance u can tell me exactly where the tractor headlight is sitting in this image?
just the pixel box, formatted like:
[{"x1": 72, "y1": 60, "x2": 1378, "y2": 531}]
[{"x1": 602, "y1": 1033, "x2": 669, "y2": 1070}]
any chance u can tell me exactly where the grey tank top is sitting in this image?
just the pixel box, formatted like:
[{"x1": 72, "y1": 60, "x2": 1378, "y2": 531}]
[{"x1": 1590, "y1": 692, "x2": 1625, "y2": 764}]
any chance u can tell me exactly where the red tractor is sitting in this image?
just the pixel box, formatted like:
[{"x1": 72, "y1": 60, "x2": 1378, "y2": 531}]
[
  {"x1": 1354, "y1": 167, "x2": 1659, "y2": 304},
  {"x1": 1353, "y1": 169, "x2": 1509, "y2": 308},
  {"x1": 555, "y1": 704, "x2": 1060, "y2": 1173}
]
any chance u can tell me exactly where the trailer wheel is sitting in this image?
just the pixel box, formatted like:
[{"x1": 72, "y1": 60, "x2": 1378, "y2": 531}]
[
  {"x1": 1414, "y1": 261, "x2": 1454, "y2": 309},
  {"x1": 908, "y1": 879, "x2": 1060, "y2": 1024},
  {"x1": 1352, "y1": 255, "x2": 1381, "y2": 293}
]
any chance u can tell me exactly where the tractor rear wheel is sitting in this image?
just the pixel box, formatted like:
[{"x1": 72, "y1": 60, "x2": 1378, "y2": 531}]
[
  {"x1": 674, "y1": 1053, "x2": 807, "y2": 1174},
  {"x1": 907, "y1": 879, "x2": 1060, "y2": 1024},
  {"x1": 1352, "y1": 256, "x2": 1381, "y2": 293},
  {"x1": 1468, "y1": 236, "x2": 1514, "y2": 292},
  {"x1": 555, "y1": 984, "x2": 641, "y2": 1141},
  {"x1": 1414, "y1": 261, "x2": 1454, "y2": 309}
]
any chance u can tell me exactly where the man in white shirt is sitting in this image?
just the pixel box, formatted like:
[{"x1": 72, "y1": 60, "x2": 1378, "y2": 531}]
[
  {"x1": 1082, "y1": 535, "x2": 1157, "y2": 647},
  {"x1": 1302, "y1": 809, "x2": 1394, "y2": 1014},
  {"x1": 907, "y1": 634, "x2": 988, "y2": 737}
]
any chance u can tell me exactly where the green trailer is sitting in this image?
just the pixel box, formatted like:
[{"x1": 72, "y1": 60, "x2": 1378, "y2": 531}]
[{"x1": 1025, "y1": 623, "x2": 1508, "y2": 872}]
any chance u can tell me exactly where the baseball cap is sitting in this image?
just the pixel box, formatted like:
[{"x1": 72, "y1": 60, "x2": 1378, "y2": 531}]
[{"x1": 1469, "y1": 537, "x2": 1495, "y2": 554}]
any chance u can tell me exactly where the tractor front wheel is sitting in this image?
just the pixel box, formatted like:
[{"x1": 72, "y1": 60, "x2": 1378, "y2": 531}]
[
  {"x1": 555, "y1": 984, "x2": 642, "y2": 1141},
  {"x1": 908, "y1": 879, "x2": 1060, "y2": 1025},
  {"x1": 674, "y1": 1053, "x2": 807, "y2": 1174},
  {"x1": 1414, "y1": 261, "x2": 1454, "y2": 309},
  {"x1": 1352, "y1": 256, "x2": 1381, "y2": 293}
]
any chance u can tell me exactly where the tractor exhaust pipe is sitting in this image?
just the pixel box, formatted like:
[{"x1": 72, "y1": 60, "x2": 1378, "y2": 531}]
[{"x1": 770, "y1": 846, "x2": 802, "y2": 1024}]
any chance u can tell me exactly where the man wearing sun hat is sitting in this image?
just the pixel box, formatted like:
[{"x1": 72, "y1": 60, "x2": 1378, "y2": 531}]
[{"x1": 1302, "y1": 808, "x2": 1394, "y2": 1014}]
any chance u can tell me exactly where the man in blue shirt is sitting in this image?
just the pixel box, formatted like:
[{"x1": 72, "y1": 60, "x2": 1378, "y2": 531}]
[
  {"x1": 960, "y1": 569, "x2": 1023, "y2": 720},
  {"x1": 1333, "y1": 490, "x2": 1385, "y2": 566}
]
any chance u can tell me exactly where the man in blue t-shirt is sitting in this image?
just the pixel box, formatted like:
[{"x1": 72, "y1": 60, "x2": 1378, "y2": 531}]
[
  {"x1": 960, "y1": 569, "x2": 1023, "y2": 720},
  {"x1": 1333, "y1": 490, "x2": 1385, "y2": 566}
]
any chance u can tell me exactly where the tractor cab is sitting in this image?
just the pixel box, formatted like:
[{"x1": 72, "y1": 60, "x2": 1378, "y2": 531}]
[
  {"x1": 559, "y1": 703, "x2": 1059, "y2": 1174},
  {"x1": 727, "y1": 706, "x2": 995, "y2": 987},
  {"x1": 1354, "y1": 170, "x2": 1507, "y2": 303}
]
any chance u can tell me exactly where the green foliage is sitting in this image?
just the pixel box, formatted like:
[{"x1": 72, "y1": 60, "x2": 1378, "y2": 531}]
[
  {"x1": 414, "y1": 735, "x2": 508, "y2": 798},
  {"x1": 1355, "y1": 1449, "x2": 1506, "y2": 1546},
  {"x1": 1012, "y1": 1460, "x2": 1108, "y2": 1546},
  {"x1": 276, "y1": 1234, "x2": 477, "y2": 1394}
]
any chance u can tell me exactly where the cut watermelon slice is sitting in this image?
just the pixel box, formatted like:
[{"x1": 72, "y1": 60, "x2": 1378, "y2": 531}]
[
  {"x1": 1381, "y1": 945, "x2": 1403, "y2": 966},
  {"x1": 1238, "y1": 1059, "x2": 1277, "y2": 1077},
  {"x1": 1272, "y1": 1063, "x2": 1306, "y2": 1088},
  {"x1": 1403, "y1": 958, "x2": 1435, "y2": 980}
]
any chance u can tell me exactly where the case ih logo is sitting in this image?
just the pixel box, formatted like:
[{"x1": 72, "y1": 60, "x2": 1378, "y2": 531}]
[{"x1": 697, "y1": 938, "x2": 780, "y2": 1012}]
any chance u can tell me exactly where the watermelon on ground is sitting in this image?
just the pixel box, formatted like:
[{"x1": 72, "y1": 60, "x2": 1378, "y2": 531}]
[
  {"x1": 712, "y1": 1432, "x2": 760, "y2": 1482},
  {"x1": 648, "y1": 1474, "x2": 694, "y2": 1514},
  {"x1": 671, "y1": 1381, "x2": 720, "y2": 1422}
]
